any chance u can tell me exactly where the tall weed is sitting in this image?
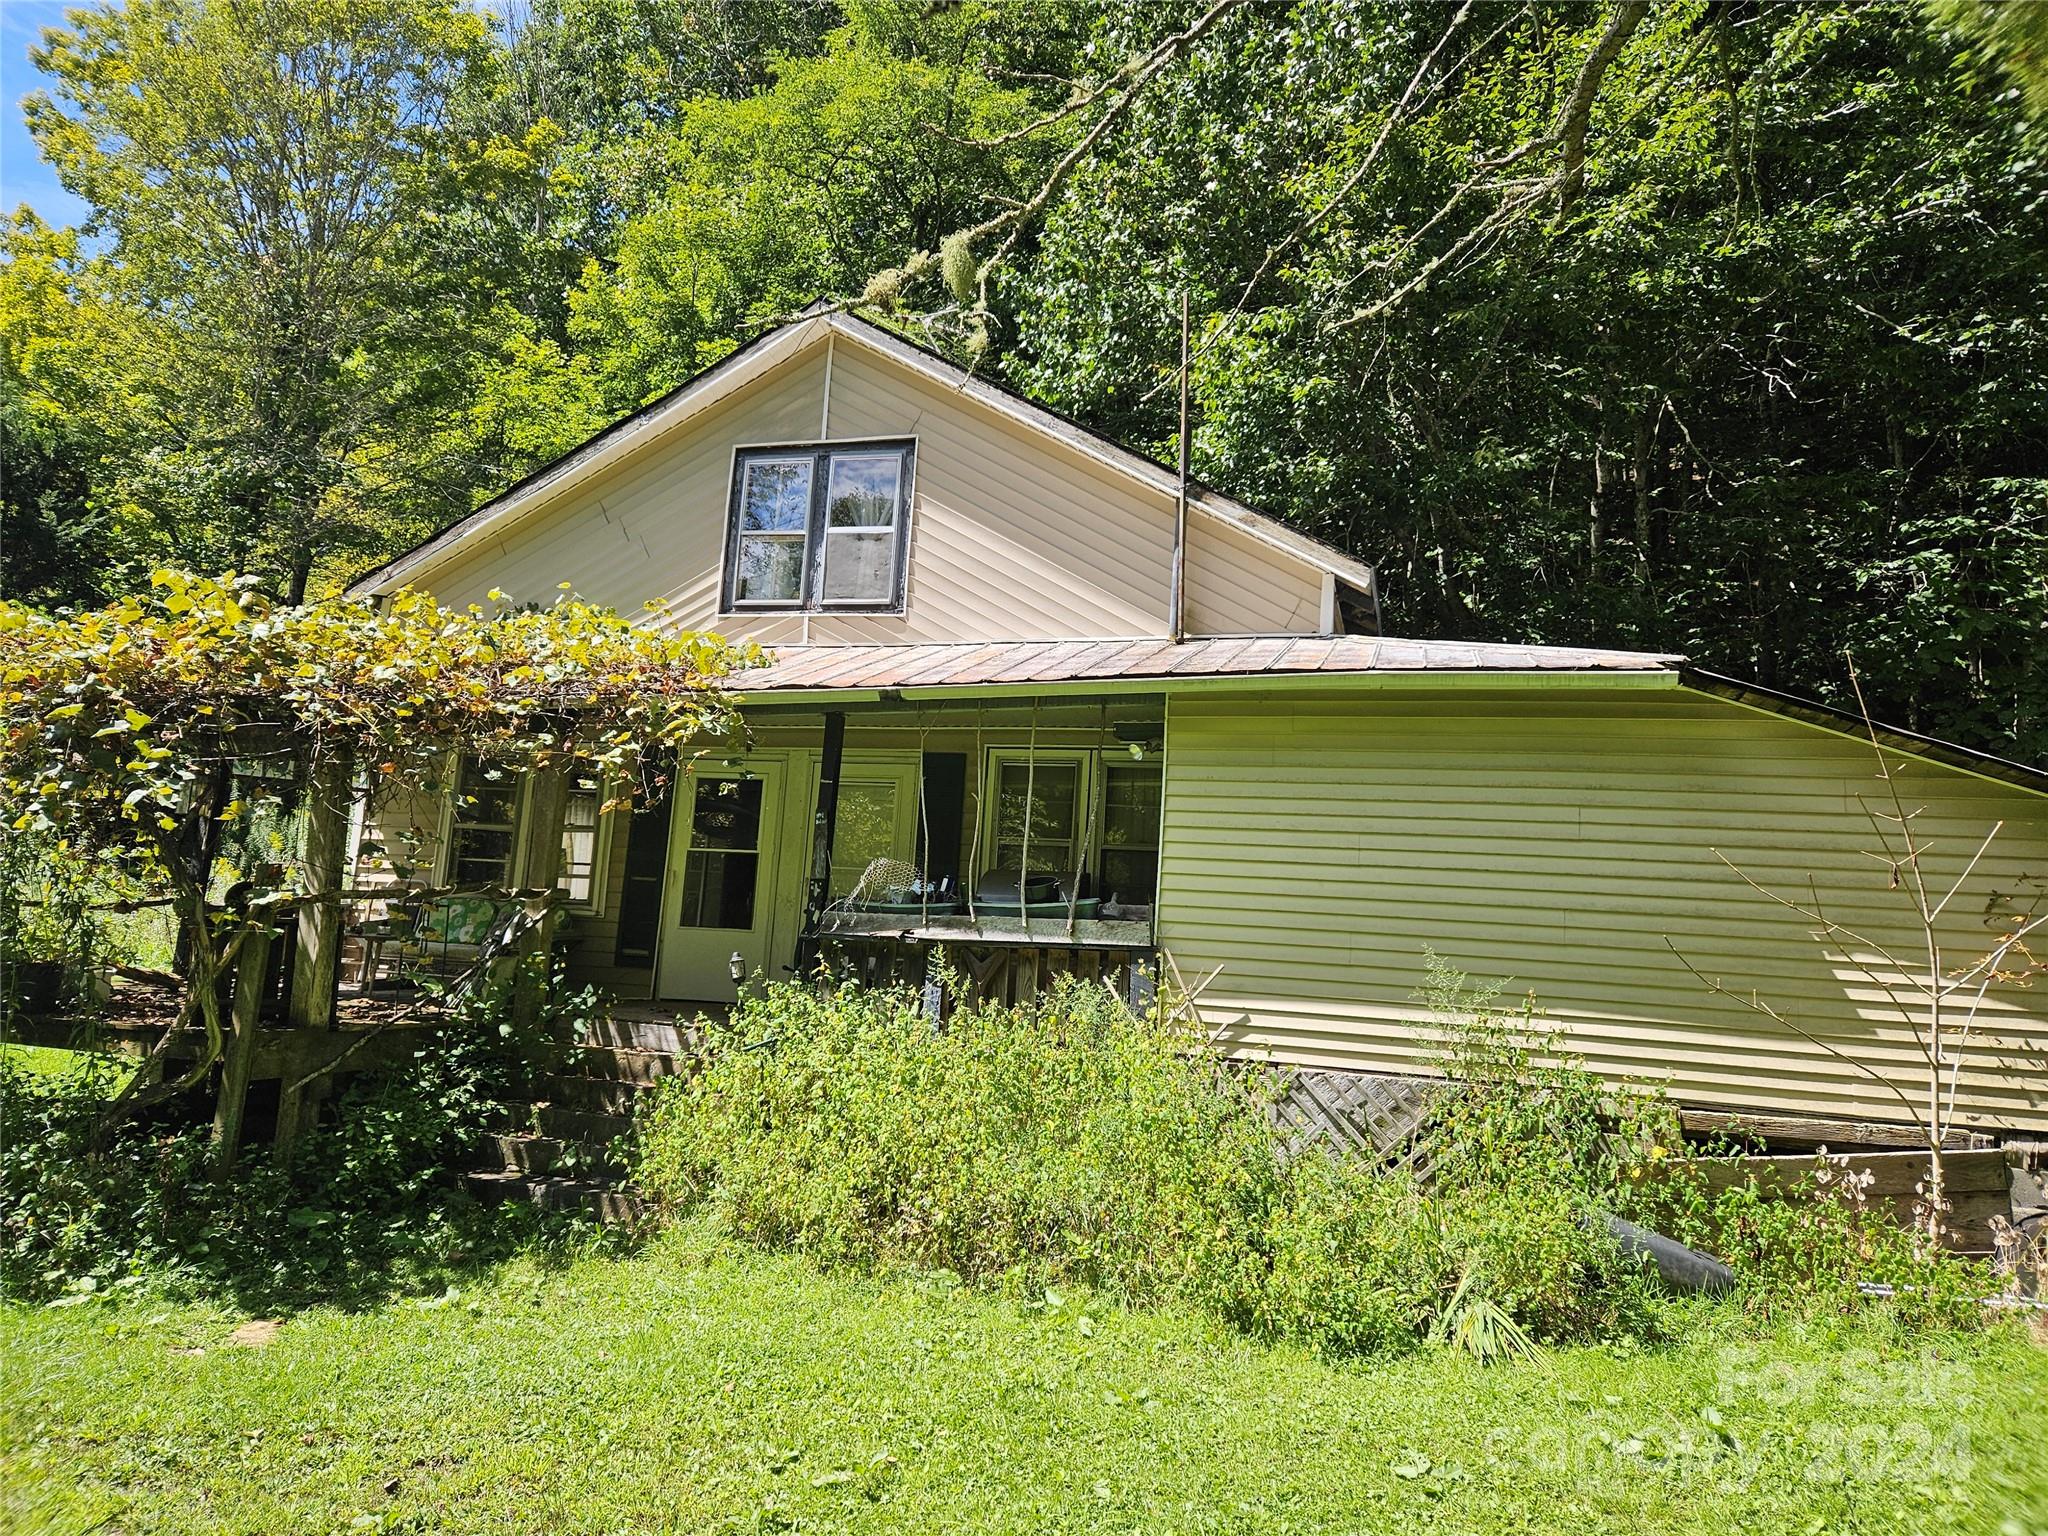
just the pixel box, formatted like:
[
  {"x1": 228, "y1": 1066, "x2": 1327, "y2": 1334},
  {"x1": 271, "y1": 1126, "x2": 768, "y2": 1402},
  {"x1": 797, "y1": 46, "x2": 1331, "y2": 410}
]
[{"x1": 637, "y1": 974, "x2": 1656, "y2": 1358}]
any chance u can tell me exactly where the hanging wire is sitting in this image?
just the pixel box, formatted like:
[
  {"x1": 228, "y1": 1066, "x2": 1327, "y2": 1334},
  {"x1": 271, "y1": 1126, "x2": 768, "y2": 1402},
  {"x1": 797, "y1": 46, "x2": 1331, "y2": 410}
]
[
  {"x1": 964, "y1": 706, "x2": 985, "y2": 924},
  {"x1": 1065, "y1": 698, "x2": 1104, "y2": 939},
  {"x1": 1019, "y1": 697, "x2": 1039, "y2": 941}
]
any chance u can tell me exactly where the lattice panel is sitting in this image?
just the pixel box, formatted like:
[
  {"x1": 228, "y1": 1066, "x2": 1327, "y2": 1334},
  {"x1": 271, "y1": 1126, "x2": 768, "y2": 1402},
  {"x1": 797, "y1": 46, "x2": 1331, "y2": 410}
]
[{"x1": 1264, "y1": 1067, "x2": 1438, "y2": 1179}]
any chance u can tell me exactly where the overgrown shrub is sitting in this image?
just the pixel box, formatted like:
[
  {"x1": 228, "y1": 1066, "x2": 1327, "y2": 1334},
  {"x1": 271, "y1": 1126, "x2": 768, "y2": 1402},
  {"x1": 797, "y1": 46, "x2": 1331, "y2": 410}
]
[
  {"x1": 0, "y1": 976, "x2": 601, "y2": 1306},
  {"x1": 1649, "y1": 1150, "x2": 1992, "y2": 1329},
  {"x1": 0, "y1": 834, "x2": 125, "y2": 1026},
  {"x1": 637, "y1": 974, "x2": 1658, "y2": 1358}
]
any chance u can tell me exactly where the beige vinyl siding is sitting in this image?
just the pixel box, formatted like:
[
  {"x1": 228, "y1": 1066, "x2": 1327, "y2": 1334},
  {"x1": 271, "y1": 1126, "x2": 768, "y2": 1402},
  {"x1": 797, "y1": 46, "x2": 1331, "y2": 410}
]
[
  {"x1": 409, "y1": 333, "x2": 1331, "y2": 641},
  {"x1": 1157, "y1": 686, "x2": 2048, "y2": 1131},
  {"x1": 353, "y1": 780, "x2": 448, "y2": 887},
  {"x1": 417, "y1": 348, "x2": 831, "y2": 618}
]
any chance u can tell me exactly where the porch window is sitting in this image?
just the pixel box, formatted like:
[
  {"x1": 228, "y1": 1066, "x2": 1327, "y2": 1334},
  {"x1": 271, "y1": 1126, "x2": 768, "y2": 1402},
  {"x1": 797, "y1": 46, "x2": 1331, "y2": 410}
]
[
  {"x1": 1097, "y1": 760, "x2": 1162, "y2": 905},
  {"x1": 447, "y1": 755, "x2": 518, "y2": 889},
  {"x1": 978, "y1": 749, "x2": 1164, "y2": 905},
  {"x1": 724, "y1": 440, "x2": 914, "y2": 611},
  {"x1": 557, "y1": 772, "x2": 606, "y2": 909},
  {"x1": 989, "y1": 753, "x2": 1087, "y2": 878}
]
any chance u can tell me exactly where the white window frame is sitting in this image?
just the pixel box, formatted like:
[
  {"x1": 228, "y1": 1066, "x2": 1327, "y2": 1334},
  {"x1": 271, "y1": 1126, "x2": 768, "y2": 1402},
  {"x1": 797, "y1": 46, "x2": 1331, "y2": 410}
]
[
  {"x1": 974, "y1": 747, "x2": 1165, "y2": 903},
  {"x1": 557, "y1": 771, "x2": 615, "y2": 916},
  {"x1": 434, "y1": 758, "x2": 614, "y2": 913},
  {"x1": 440, "y1": 754, "x2": 521, "y2": 892},
  {"x1": 721, "y1": 438, "x2": 916, "y2": 614},
  {"x1": 977, "y1": 748, "x2": 1096, "y2": 883}
]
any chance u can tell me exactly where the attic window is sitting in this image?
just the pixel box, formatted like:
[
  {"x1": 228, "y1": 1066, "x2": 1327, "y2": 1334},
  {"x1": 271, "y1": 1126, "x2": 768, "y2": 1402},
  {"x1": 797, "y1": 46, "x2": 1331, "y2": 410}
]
[{"x1": 724, "y1": 439, "x2": 915, "y2": 611}]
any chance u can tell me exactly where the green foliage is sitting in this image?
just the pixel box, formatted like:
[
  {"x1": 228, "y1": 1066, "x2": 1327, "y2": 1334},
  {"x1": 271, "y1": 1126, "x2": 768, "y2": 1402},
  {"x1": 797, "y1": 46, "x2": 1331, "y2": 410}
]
[
  {"x1": 638, "y1": 975, "x2": 1658, "y2": 1358},
  {"x1": 0, "y1": 981, "x2": 590, "y2": 1307},
  {"x1": 1008, "y1": 0, "x2": 2048, "y2": 762},
  {"x1": 0, "y1": 573, "x2": 743, "y2": 885},
  {"x1": 1928, "y1": 0, "x2": 2048, "y2": 116},
  {"x1": 0, "y1": 834, "x2": 120, "y2": 1026},
  {"x1": 14, "y1": 0, "x2": 521, "y2": 598},
  {"x1": 559, "y1": 16, "x2": 1064, "y2": 407},
  {"x1": 1650, "y1": 1151, "x2": 1992, "y2": 1330}
]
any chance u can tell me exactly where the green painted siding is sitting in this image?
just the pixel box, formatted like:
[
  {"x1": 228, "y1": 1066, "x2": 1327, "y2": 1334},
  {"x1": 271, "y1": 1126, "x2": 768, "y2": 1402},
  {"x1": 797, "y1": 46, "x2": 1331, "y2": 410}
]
[{"x1": 1157, "y1": 686, "x2": 2048, "y2": 1132}]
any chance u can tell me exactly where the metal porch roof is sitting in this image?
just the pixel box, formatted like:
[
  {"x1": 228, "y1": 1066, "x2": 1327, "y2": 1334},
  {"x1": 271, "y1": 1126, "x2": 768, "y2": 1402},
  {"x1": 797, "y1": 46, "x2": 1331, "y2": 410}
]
[{"x1": 733, "y1": 635, "x2": 1682, "y2": 694}]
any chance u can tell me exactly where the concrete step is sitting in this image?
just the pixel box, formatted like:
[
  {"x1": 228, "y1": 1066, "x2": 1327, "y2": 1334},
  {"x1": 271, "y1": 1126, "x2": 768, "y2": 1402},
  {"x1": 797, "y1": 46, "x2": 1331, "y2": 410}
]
[
  {"x1": 583, "y1": 1014, "x2": 710, "y2": 1055},
  {"x1": 536, "y1": 1073, "x2": 646, "y2": 1116},
  {"x1": 536, "y1": 1104, "x2": 635, "y2": 1148},
  {"x1": 578, "y1": 1044, "x2": 691, "y2": 1085},
  {"x1": 481, "y1": 1131, "x2": 621, "y2": 1177},
  {"x1": 464, "y1": 1168, "x2": 643, "y2": 1225}
]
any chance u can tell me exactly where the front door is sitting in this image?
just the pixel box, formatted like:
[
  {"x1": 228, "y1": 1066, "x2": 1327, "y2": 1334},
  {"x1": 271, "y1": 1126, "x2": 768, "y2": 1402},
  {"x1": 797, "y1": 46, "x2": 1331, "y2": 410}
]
[{"x1": 657, "y1": 765, "x2": 785, "y2": 1002}]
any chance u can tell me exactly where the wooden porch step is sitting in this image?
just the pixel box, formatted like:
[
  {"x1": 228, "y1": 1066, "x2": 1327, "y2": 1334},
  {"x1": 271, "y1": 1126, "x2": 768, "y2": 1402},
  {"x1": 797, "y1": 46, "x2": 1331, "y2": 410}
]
[
  {"x1": 464, "y1": 1168, "x2": 643, "y2": 1225},
  {"x1": 536, "y1": 1073, "x2": 647, "y2": 1116},
  {"x1": 481, "y1": 1131, "x2": 622, "y2": 1177},
  {"x1": 536, "y1": 1104, "x2": 636, "y2": 1147},
  {"x1": 577, "y1": 1044, "x2": 691, "y2": 1085},
  {"x1": 582, "y1": 1013, "x2": 712, "y2": 1055}
]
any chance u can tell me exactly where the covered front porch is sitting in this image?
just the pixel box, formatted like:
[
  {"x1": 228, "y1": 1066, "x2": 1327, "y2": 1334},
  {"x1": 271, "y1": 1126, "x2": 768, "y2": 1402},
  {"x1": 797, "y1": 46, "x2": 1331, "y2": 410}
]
[{"x1": 564, "y1": 692, "x2": 1169, "y2": 1011}]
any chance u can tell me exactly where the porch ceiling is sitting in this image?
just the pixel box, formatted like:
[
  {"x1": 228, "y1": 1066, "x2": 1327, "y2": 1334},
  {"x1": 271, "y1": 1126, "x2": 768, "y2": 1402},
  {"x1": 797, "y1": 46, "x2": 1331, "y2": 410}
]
[{"x1": 732, "y1": 635, "x2": 1682, "y2": 696}]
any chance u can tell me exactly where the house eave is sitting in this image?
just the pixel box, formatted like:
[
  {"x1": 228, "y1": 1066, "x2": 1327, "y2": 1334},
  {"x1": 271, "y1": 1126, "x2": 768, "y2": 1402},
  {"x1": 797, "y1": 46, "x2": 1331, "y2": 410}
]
[
  {"x1": 732, "y1": 667, "x2": 1686, "y2": 710},
  {"x1": 345, "y1": 309, "x2": 1376, "y2": 602}
]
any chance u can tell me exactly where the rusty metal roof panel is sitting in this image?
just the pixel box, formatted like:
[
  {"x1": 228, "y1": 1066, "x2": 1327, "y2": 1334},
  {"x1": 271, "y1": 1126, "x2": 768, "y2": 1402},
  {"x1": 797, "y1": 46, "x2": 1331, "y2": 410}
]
[{"x1": 736, "y1": 634, "x2": 1683, "y2": 693}]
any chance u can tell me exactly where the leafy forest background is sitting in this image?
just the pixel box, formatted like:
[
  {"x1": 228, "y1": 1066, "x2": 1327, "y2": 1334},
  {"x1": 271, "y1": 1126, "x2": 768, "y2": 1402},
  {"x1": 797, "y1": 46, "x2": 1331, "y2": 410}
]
[{"x1": 3, "y1": 0, "x2": 2044, "y2": 760}]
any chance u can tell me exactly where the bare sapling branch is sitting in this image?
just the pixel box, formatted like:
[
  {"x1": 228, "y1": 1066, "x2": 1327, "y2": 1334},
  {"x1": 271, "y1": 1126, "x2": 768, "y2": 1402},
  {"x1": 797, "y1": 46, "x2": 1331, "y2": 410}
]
[{"x1": 1669, "y1": 655, "x2": 2043, "y2": 1254}]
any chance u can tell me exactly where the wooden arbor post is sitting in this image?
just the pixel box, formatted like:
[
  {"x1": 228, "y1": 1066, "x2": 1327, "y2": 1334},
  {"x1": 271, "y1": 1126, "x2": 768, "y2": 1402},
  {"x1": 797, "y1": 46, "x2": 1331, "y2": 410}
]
[
  {"x1": 211, "y1": 922, "x2": 274, "y2": 1172},
  {"x1": 288, "y1": 747, "x2": 352, "y2": 1031},
  {"x1": 511, "y1": 763, "x2": 569, "y2": 1029}
]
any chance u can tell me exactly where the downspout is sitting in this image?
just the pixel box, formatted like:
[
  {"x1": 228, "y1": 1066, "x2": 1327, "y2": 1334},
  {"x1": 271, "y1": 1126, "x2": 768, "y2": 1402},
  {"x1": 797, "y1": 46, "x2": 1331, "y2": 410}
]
[
  {"x1": 1169, "y1": 290, "x2": 1190, "y2": 644},
  {"x1": 806, "y1": 335, "x2": 834, "y2": 648}
]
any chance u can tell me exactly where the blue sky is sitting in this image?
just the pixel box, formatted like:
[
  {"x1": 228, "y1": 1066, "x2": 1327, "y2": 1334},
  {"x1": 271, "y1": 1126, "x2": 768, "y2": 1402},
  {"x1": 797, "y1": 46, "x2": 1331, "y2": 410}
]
[{"x1": 1, "y1": 0, "x2": 86, "y2": 226}]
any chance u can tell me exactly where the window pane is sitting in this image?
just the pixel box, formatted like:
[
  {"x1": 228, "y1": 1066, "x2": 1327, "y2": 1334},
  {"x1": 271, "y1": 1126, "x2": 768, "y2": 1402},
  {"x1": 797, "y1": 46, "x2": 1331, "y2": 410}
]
[
  {"x1": 825, "y1": 454, "x2": 901, "y2": 528},
  {"x1": 735, "y1": 534, "x2": 804, "y2": 602},
  {"x1": 996, "y1": 762, "x2": 1079, "y2": 845},
  {"x1": 1100, "y1": 848, "x2": 1158, "y2": 906},
  {"x1": 1101, "y1": 763, "x2": 1162, "y2": 849},
  {"x1": 449, "y1": 827, "x2": 513, "y2": 888},
  {"x1": 559, "y1": 826, "x2": 596, "y2": 905},
  {"x1": 820, "y1": 530, "x2": 897, "y2": 603},
  {"x1": 680, "y1": 850, "x2": 759, "y2": 929},
  {"x1": 456, "y1": 759, "x2": 516, "y2": 825},
  {"x1": 690, "y1": 777, "x2": 763, "y2": 851},
  {"x1": 993, "y1": 839, "x2": 1077, "y2": 878},
  {"x1": 831, "y1": 779, "x2": 900, "y2": 897},
  {"x1": 740, "y1": 458, "x2": 812, "y2": 531}
]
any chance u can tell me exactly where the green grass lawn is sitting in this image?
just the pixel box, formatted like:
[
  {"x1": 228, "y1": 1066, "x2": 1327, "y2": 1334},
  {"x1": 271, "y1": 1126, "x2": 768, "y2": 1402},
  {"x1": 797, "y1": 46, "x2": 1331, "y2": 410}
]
[
  {"x1": 5, "y1": 1223, "x2": 2045, "y2": 1536},
  {"x1": 0, "y1": 1044, "x2": 106, "y2": 1079}
]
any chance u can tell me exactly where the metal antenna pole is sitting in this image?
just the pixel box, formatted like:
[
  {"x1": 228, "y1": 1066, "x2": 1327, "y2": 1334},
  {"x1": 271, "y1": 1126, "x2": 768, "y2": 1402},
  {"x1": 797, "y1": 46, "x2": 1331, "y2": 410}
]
[{"x1": 1170, "y1": 289, "x2": 1190, "y2": 643}]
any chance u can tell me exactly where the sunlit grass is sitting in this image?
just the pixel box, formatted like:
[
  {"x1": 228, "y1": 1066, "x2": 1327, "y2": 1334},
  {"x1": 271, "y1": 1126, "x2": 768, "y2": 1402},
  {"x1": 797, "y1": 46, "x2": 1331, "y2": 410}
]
[{"x1": 4, "y1": 1222, "x2": 2044, "y2": 1536}]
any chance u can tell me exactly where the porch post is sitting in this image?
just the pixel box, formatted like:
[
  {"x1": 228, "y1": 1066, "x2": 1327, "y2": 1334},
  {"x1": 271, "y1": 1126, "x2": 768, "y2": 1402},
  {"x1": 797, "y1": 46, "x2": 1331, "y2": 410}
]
[
  {"x1": 211, "y1": 921, "x2": 274, "y2": 1173},
  {"x1": 796, "y1": 709, "x2": 846, "y2": 977},
  {"x1": 288, "y1": 746, "x2": 351, "y2": 1031},
  {"x1": 511, "y1": 763, "x2": 569, "y2": 1028}
]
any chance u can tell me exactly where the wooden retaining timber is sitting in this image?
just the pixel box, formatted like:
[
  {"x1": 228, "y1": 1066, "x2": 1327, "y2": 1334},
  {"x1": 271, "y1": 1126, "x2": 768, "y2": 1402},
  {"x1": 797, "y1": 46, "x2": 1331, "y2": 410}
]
[
  {"x1": 1677, "y1": 1103, "x2": 2000, "y2": 1152},
  {"x1": 1677, "y1": 1148, "x2": 2016, "y2": 1256}
]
